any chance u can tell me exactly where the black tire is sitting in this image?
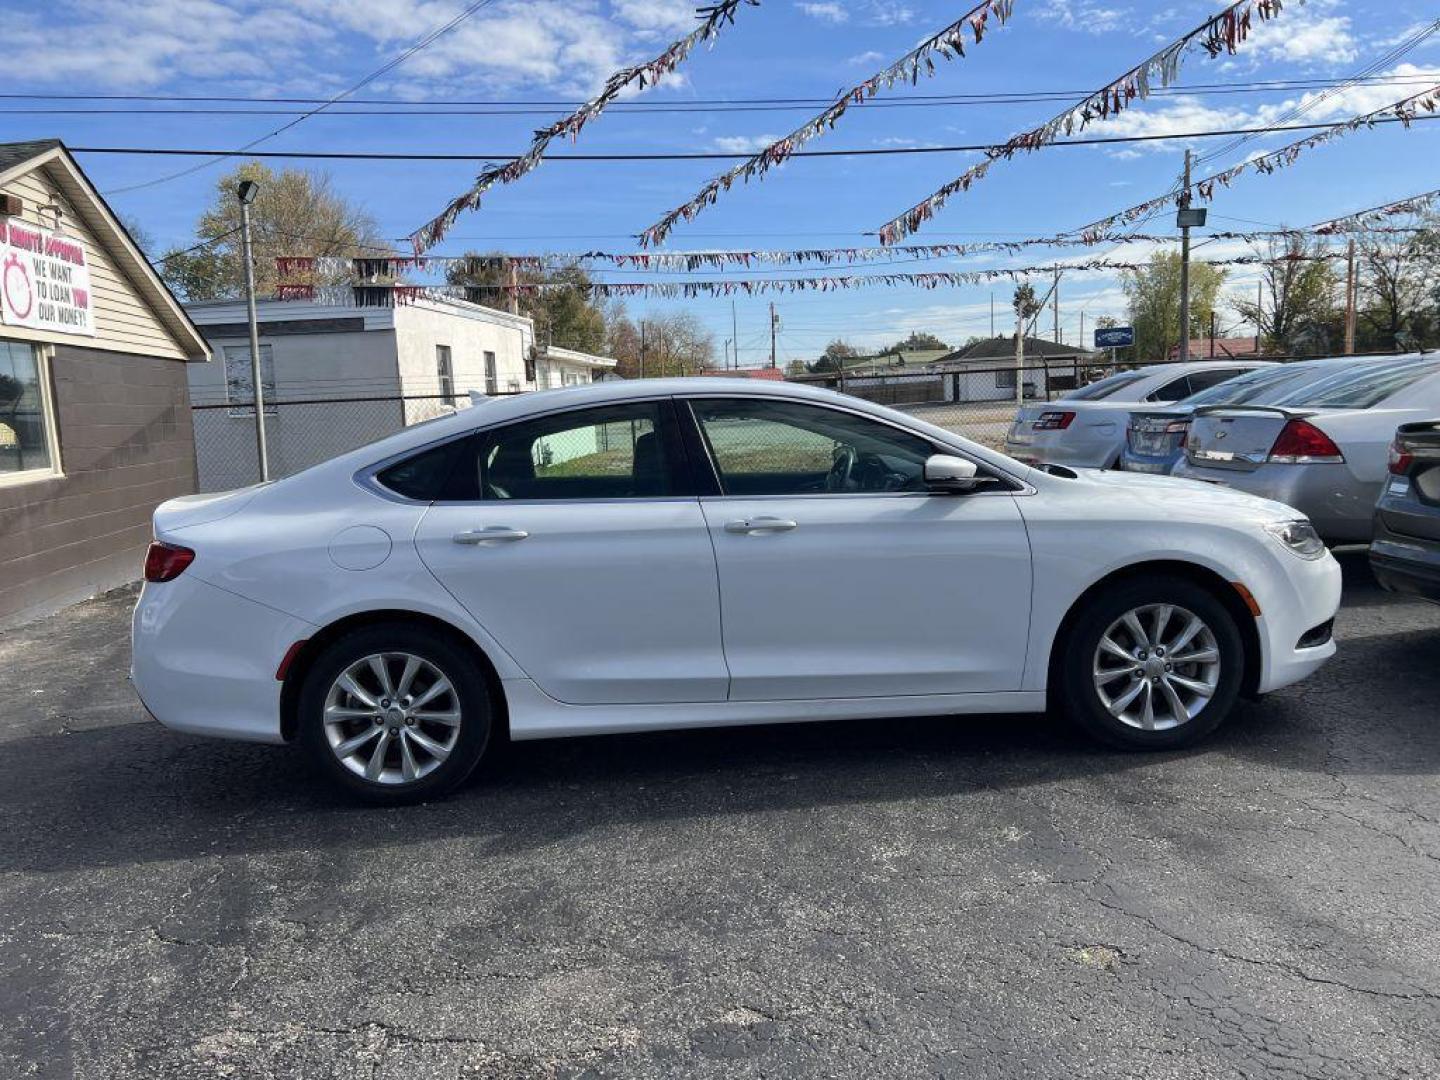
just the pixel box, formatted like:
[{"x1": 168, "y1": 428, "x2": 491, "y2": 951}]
[
  {"x1": 1059, "y1": 574, "x2": 1245, "y2": 751},
  {"x1": 297, "y1": 623, "x2": 493, "y2": 804}
]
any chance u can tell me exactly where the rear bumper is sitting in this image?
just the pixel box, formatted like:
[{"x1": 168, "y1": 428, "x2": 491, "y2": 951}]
[
  {"x1": 1370, "y1": 527, "x2": 1440, "y2": 604},
  {"x1": 1172, "y1": 460, "x2": 1376, "y2": 544},
  {"x1": 1005, "y1": 426, "x2": 1121, "y2": 468},
  {"x1": 131, "y1": 575, "x2": 316, "y2": 744}
]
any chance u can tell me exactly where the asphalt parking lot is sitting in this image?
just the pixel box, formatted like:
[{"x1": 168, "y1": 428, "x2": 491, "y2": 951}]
[{"x1": 2, "y1": 552, "x2": 1438, "y2": 1079}]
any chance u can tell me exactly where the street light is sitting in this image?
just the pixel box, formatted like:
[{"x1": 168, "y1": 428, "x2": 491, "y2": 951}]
[{"x1": 237, "y1": 179, "x2": 269, "y2": 481}]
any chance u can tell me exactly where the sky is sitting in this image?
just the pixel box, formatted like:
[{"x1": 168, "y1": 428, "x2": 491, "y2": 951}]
[{"x1": 4, "y1": 0, "x2": 1438, "y2": 366}]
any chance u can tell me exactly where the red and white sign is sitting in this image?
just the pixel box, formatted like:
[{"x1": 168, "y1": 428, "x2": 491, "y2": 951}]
[{"x1": 0, "y1": 218, "x2": 94, "y2": 336}]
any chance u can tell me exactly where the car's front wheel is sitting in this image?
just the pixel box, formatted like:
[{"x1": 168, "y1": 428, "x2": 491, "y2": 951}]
[
  {"x1": 297, "y1": 624, "x2": 492, "y2": 803},
  {"x1": 1060, "y1": 575, "x2": 1245, "y2": 750}
]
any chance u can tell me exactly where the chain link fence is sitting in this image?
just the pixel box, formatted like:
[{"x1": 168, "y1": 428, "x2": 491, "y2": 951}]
[{"x1": 191, "y1": 393, "x2": 521, "y2": 492}]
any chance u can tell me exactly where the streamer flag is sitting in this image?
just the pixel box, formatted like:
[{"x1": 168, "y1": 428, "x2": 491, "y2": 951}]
[
  {"x1": 407, "y1": 0, "x2": 758, "y2": 253},
  {"x1": 271, "y1": 251, "x2": 1360, "y2": 306},
  {"x1": 1073, "y1": 83, "x2": 1440, "y2": 243},
  {"x1": 1314, "y1": 187, "x2": 1440, "y2": 234},
  {"x1": 878, "y1": 0, "x2": 1291, "y2": 244},
  {"x1": 638, "y1": 0, "x2": 1016, "y2": 248}
]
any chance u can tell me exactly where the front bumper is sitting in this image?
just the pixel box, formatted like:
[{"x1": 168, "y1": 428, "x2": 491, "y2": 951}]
[
  {"x1": 131, "y1": 574, "x2": 316, "y2": 744},
  {"x1": 1172, "y1": 460, "x2": 1377, "y2": 544},
  {"x1": 1249, "y1": 546, "x2": 1342, "y2": 695}
]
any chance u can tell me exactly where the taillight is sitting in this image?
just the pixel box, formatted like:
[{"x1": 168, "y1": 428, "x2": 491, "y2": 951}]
[
  {"x1": 1033, "y1": 411, "x2": 1075, "y2": 431},
  {"x1": 1268, "y1": 419, "x2": 1344, "y2": 464},
  {"x1": 1165, "y1": 419, "x2": 1190, "y2": 449},
  {"x1": 1388, "y1": 439, "x2": 1414, "y2": 476},
  {"x1": 144, "y1": 541, "x2": 195, "y2": 582}
]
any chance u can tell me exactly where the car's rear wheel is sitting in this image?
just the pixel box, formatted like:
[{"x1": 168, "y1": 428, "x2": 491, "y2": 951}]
[
  {"x1": 297, "y1": 624, "x2": 492, "y2": 804},
  {"x1": 1060, "y1": 576, "x2": 1245, "y2": 750}
]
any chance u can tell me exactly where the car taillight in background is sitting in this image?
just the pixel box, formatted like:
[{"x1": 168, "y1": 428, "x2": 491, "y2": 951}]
[
  {"x1": 1268, "y1": 419, "x2": 1344, "y2": 464},
  {"x1": 1033, "y1": 411, "x2": 1075, "y2": 431},
  {"x1": 144, "y1": 542, "x2": 195, "y2": 582},
  {"x1": 1163, "y1": 419, "x2": 1190, "y2": 448},
  {"x1": 1387, "y1": 439, "x2": 1414, "y2": 476}
]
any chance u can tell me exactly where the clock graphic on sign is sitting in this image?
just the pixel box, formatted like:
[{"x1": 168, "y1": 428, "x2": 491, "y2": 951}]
[{"x1": 2, "y1": 252, "x2": 34, "y2": 320}]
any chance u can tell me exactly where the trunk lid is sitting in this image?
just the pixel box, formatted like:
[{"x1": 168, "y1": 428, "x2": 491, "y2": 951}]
[
  {"x1": 1126, "y1": 407, "x2": 1192, "y2": 458},
  {"x1": 152, "y1": 485, "x2": 265, "y2": 539},
  {"x1": 1379, "y1": 420, "x2": 1440, "y2": 542},
  {"x1": 1184, "y1": 406, "x2": 1305, "y2": 473}
]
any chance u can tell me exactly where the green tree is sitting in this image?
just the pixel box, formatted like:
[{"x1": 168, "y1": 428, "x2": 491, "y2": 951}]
[
  {"x1": 447, "y1": 258, "x2": 606, "y2": 353},
  {"x1": 1012, "y1": 282, "x2": 1042, "y2": 329},
  {"x1": 1122, "y1": 251, "x2": 1227, "y2": 363},
  {"x1": 883, "y1": 331, "x2": 949, "y2": 353},
  {"x1": 159, "y1": 162, "x2": 387, "y2": 300},
  {"x1": 809, "y1": 339, "x2": 858, "y2": 373},
  {"x1": 1230, "y1": 235, "x2": 1338, "y2": 355}
]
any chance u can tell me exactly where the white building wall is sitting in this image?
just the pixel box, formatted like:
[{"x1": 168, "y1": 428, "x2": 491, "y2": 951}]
[{"x1": 394, "y1": 300, "x2": 533, "y2": 424}]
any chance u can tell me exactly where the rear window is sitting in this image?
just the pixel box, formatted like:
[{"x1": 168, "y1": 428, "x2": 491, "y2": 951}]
[
  {"x1": 1278, "y1": 360, "x2": 1440, "y2": 409},
  {"x1": 1183, "y1": 366, "x2": 1300, "y2": 406},
  {"x1": 1064, "y1": 371, "x2": 1149, "y2": 401}
]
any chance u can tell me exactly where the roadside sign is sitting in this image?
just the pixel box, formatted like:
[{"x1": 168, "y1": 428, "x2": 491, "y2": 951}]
[{"x1": 1095, "y1": 326, "x2": 1134, "y2": 349}]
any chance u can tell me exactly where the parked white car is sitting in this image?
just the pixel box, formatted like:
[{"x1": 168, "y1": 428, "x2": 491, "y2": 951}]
[
  {"x1": 1174, "y1": 354, "x2": 1440, "y2": 543},
  {"x1": 133, "y1": 379, "x2": 1340, "y2": 802},
  {"x1": 1005, "y1": 361, "x2": 1273, "y2": 468}
]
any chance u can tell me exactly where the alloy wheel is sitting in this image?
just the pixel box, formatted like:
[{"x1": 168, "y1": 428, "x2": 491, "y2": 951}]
[
  {"x1": 322, "y1": 652, "x2": 462, "y2": 785},
  {"x1": 1092, "y1": 603, "x2": 1221, "y2": 732}
]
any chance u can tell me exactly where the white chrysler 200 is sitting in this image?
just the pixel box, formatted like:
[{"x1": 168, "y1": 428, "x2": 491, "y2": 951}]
[{"x1": 132, "y1": 379, "x2": 1341, "y2": 803}]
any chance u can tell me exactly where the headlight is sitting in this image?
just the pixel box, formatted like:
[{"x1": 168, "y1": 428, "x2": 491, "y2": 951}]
[{"x1": 1265, "y1": 519, "x2": 1326, "y2": 559}]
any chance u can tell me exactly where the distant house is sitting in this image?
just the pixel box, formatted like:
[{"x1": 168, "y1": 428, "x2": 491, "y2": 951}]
[
  {"x1": 185, "y1": 295, "x2": 615, "y2": 491},
  {"x1": 698, "y1": 367, "x2": 785, "y2": 381},
  {"x1": 1168, "y1": 337, "x2": 1264, "y2": 361},
  {"x1": 0, "y1": 139, "x2": 209, "y2": 627}
]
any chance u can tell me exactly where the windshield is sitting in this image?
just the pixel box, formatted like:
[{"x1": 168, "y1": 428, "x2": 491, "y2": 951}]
[
  {"x1": 1182, "y1": 365, "x2": 1300, "y2": 407},
  {"x1": 1274, "y1": 356, "x2": 1440, "y2": 409},
  {"x1": 1064, "y1": 370, "x2": 1149, "y2": 401}
]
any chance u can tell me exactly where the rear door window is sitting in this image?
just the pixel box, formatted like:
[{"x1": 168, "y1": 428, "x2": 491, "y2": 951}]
[{"x1": 1280, "y1": 360, "x2": 1440, "y2": 409}]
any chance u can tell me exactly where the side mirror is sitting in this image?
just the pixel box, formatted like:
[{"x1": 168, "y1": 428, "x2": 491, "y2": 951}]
[{"x1": 924, "y1": 454, "x2": 980, "y2": 493}]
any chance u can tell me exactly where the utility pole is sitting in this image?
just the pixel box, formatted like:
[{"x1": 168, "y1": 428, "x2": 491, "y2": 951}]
[
  {"x1": 1079, "y1": 311, "x2": 1086, "y2": 351},
  {"x1": 1209, "y1": 310, "x2": 1217, "y2": 358},
  {"x1": 731, "y1": 299, "x2": 740, "y2": 370},
  {"x1": 506, "y1": 263, "x2": 519, "y2": 316},
  {"x1": 1344, "y1": 238, "x2": 1358, "y2": 355},
  {"x1": 1178, "y1": 149, "x2": 1193, "y2": 366},
  {"x1": 1052, "y1": 265, "x2": 1061, "y2": 345},
  {"x1": 1255, "y1": 280, "x2": 1263, "y2": 354},
  {"x1": 1014, "y1": 304, "x2": 1025, "y2": 407},
  {"x1": 990, "y1": 292, "x2": 995, "y2": 338},
  {"x1": 639, "y1": 321, "x2": 646, "y2": 379},
  {"x1": 236, "y1": 179, "x2": 269, "y2": 482},
  {"x1": 769, "y1": 302, "x2": 778, "y2": 368}
]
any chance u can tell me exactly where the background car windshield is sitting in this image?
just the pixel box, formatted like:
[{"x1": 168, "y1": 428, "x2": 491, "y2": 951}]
[
  {"x1": 1064, "y1": 371, "x2": 1150, "y2": 401},
  {"x1": 1275, "y1": 357, "x2": 1440, "y2": 409},
  {"x1": 1182, "y1": 365, "x2": 1303, "y2": 407}
]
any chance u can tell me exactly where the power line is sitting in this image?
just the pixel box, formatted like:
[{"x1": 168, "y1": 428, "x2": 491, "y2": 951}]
[
  {"x1": 69, "y1": 113, "x2": 1440, "y2": 169},
  {"x1": 11, "y1": 73, "x2": 1438, "y2": 110},
  {"x1": 104, "y1": 0, "x2": 500, "y2": 196}
]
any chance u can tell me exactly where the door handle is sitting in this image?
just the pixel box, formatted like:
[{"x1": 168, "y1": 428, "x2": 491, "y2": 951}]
[
  {"x1": 724, "y1": 517, "x2": 798, "y2": 535},
  {"x1": 453, "y1": 526, "x2": 529, "y2": 545}
]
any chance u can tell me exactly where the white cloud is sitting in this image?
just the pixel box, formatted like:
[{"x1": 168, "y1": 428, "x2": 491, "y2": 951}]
[
  {"x1": 865, "y1": 2, "x2": 914, "y2": 26},
  {"x1": 1244, "y1": 11, "x2": 1358, "y2": 67},
  {"x1": 713, "y1": 133, "x2": 782, "y2": 153},
  {"x1": 847, "y1": 50, "x2": 886, "y2": 66},
  {"x1": 795, "y1": 2, "x2": 847, "y2": 24},
  {"x1": 612, "y1": 0, "x2": 699, "y2": 38},
  {"x1": 1034, "y1": 1, "x2": 1129, "y2": 35}
]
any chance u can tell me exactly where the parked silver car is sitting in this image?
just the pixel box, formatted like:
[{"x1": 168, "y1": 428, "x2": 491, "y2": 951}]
[
  {"x1": 1173, "y1": 354, "x2": 1440, "y2": 543},
  {"x1": 1005, "y1": 361, "x2": 1271, "y2": 469}
]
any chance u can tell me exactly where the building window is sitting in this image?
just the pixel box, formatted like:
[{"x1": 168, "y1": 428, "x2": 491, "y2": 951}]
[
  {"x1": 223, "y1": 344, "x2": 276, "y2": 417},
  {"x1": 436, "y1": 345, "x2": 454, "y2": 402},
  {"x1": 0, "y1": 339, "x2": 59, "y2": 483},
  {"x1": 483, "y1": 350, "x2": 498, "y2": 396}
]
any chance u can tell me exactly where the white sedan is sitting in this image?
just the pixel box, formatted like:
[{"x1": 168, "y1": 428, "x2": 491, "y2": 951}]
[
  {"x1": 1005, "y1": 360, "x2": 1272, "y2": 468},
  {"x1": 132, "y1": 379, "x2": 1341, "y2": 803}
]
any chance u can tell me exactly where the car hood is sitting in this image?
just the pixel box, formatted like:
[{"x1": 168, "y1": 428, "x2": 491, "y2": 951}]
[
  {"x1": 1038, "y1": 465, "x2": 1302, "y2": 523},
  {"x1": 152, "y1": 485, "x2": 266, "y2": 537}
]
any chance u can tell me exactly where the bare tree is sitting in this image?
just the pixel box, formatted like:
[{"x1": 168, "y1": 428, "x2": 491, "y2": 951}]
[
  {"x1": 1230, "y1": 234, "x2": 1338, "y2": 355},
  {"x1": 1355, "y1": 216, "x2": 1440, "y2": 351}
]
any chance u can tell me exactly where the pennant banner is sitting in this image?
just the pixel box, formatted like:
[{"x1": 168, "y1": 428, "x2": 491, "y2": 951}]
[
  {"x1": 271, "y1": 251, "x2": 1367, "y2": 306},
  {"x1": 276, "y1": 226, "x2": 1419, "y2": 284},
  {"x1": 407, "y1": 0, "x2": 758, "y2": 253},
  {"x1": 878, "y1": 0, "x2": 1290, "y2": 244},
  {"x1": 637, "y1": 0, "x2": 1016, "y2": 248},
  {"x1": 1314, "y1": 187, "x2": 1440, "y2": 234},
  {"x1": 1072, "y1": 84, "x2": 1440, "y2": 243}
]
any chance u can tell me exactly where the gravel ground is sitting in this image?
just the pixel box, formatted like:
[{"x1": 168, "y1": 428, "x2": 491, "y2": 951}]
[{"x1": 1, "y1": 551, "x2": 1437, "y2": 1079}]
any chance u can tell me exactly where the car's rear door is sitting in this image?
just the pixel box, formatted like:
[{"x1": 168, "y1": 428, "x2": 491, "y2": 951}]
[
  {"x1": 684, "y1": 396, "x2": 1032, "y2": 701},
  {"x1": 413, "y1": 399, "x2": 729, "y2": 705}
]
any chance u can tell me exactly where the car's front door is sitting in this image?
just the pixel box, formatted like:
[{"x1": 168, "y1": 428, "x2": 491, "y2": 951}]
[
  {"x1": 413, "y1": 399, "x2": 729, "y2": 705},
  {"x1": 685, "y1": 397, "x2": 1033, "y2": 701}
]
